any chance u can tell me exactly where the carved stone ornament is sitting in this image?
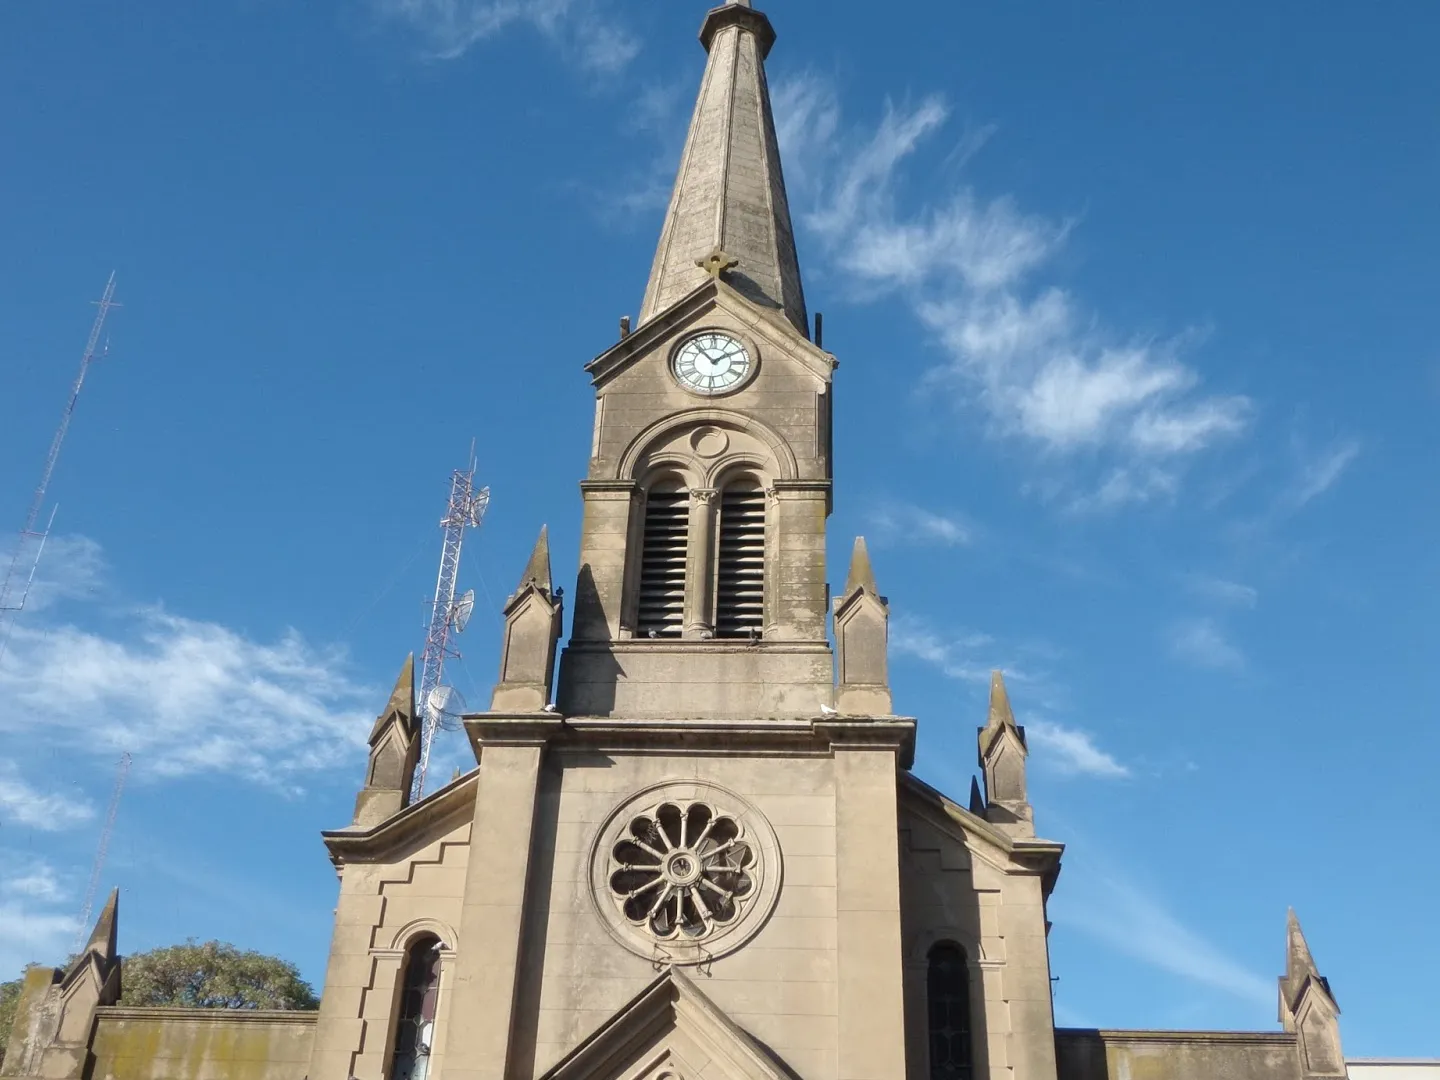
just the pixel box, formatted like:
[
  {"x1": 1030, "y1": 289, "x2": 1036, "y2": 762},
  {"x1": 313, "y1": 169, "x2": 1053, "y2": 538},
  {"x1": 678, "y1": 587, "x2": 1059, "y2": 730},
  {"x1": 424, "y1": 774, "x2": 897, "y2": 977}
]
[{"x1": 589, "y1": 780, "x2": 782, "y2": 965}]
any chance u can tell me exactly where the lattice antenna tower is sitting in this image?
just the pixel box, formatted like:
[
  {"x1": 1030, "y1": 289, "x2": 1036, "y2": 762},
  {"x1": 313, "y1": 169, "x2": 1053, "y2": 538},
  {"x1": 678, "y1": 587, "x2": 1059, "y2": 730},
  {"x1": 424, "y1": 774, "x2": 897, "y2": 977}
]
[
  {"x1": 0, "y1": 273, "x2": 121, "y2": 664},
  {"x1": 73, "y1": 750, "x2": 131, "y2": 952},
  {"x1": 412, "y1": 451, "x2": 489, "y2": 800}
]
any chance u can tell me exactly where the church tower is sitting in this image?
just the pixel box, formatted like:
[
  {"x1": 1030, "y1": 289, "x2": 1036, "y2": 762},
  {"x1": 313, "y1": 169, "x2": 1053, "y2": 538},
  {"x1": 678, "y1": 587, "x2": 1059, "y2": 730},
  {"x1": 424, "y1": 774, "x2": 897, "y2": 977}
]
[
  {"x1": 556, "y1": 0, "x2": 837, "y2": 721},
  {"x1": 308, "y1": 5, "x2": 1064, "y2": 1080}
]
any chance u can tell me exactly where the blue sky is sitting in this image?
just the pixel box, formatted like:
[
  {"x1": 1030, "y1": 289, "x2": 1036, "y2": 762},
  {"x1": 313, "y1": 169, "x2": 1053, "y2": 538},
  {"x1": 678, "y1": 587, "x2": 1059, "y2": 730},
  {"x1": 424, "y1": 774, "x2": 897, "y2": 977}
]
[{"x1": 2, "y1": 0, "x2": 1437, "y2": 1057}]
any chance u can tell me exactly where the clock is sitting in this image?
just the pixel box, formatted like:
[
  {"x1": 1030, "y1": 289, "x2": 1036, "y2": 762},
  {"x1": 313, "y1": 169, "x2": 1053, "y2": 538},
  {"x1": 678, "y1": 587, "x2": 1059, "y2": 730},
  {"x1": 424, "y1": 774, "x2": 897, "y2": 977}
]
[{"x1": 672, "y1": 332, "x2": 752, "y2": 395}]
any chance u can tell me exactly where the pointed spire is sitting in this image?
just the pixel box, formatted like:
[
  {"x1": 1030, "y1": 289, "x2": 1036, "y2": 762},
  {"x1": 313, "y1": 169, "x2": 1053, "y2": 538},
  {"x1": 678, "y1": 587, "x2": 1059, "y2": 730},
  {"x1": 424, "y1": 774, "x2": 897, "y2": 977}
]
[
  {"x1": 986, "y1": 670, "x2": 1016, "y2": 730},
  {"x1": 1286, "y1": 909, "x2": 1319, "y2": 983},
  {"x1": 977, "y1": 670, "x2": 1032, "y2": 835},
  {"x1": 1282, "y1": 907, "x2": 1333, "y2": 1010},
  {"x1": 979, "y1": 670, "x2": 1025, "y2": 757},
  {"x1": 968, "y1": 776, "x2": 985, "y2": 815},
  {"x1": 638, "y1": 0, "x2": 808, "y2": 335},
  {"x1": 518, "y1": 525, "x2": 553, "y2": 594},
  {"x1": 1279, "y1": 909, "x2": 1345, "y2": 1075},
  {"x1": 370, "y1": 654, "x2": 416, "y2": 743},
  {"x1": 842, "y1": 536, "x2": 878, "y2": 596},
  {"x1": 491, "y1": 525, "x2": 565, "y2": 712},
  {"x1": 84, "y1": 888, "x2": 118, "y2": 961}
]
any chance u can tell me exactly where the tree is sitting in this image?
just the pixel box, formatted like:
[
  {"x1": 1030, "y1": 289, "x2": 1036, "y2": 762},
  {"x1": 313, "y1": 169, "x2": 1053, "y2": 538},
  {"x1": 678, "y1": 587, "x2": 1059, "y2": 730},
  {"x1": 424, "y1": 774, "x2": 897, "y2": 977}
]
[
  {"x1": 0, "y1": 973, "x2": 22, "y2": 1068},
  {"x1": 120, "y1": 941, "x2": 318, "y2": 1010}
]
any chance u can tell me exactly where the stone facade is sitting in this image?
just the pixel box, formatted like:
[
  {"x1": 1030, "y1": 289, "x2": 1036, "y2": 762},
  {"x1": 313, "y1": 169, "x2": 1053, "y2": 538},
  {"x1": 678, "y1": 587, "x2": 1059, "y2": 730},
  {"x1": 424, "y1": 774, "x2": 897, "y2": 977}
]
[{"x1": 3, "y1": 3, "x2": 1419, "y2": 1080}]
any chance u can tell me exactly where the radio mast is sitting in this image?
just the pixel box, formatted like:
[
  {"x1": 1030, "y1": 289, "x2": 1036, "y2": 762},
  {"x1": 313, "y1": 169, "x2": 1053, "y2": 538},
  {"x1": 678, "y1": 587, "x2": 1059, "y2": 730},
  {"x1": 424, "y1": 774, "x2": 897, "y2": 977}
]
[
  {"x1": 412, "y1": 452, "x2": 488, "y2": 800},
  {"x1": 73, "y1": 751, "x2": 131, "y2": 952},
  {"x1": 0, "y1": 273, "x2": 120, "y2": 663}
]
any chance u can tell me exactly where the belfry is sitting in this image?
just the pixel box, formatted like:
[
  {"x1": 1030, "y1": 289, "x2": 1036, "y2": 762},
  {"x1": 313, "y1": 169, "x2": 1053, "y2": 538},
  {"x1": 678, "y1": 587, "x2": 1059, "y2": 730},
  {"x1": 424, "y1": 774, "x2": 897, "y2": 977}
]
[{"x1": 2, "y1": 3, "x2": 1368, "y2": 1079}]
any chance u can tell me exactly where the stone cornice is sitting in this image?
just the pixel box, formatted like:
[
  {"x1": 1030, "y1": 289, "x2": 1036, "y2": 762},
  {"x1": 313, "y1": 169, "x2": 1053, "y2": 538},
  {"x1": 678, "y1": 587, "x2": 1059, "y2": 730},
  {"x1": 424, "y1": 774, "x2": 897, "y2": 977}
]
[
  {"x1": 464, "y1": 713, "x2": 566, "y2": 751},
  {"x1": 472, "y1": 715, "x2": 917, "y2": 765},
  {"x1": 699, "y1": 2, "x2": 776, "y2": 57},
  {"x1": 322, "y1": 768, "x2": 478, "y2": 867},
  {"x1": 578, "y1": 479, "x2": 638, "y2": 495},
  {"x1": 768, "y1": 479, "x2": 831, "y2": 495},
  {"x1": 95, "y1": 1006, "x2": 318, "y2": 1025},
  {"x1": 1055, "y1": 1028, "x2": 1297, "y2": 1046}
]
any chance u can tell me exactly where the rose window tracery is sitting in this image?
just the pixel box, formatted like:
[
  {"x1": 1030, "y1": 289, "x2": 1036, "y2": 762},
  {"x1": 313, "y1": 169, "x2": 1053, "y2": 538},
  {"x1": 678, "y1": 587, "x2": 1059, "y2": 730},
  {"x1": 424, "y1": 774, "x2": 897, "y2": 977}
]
[
  {"x1": 590, "y1": 780, "x2": 781, "y2": 964},
  {"x1": 608, "y1": 801, "x2": 755, "y2": 941}
]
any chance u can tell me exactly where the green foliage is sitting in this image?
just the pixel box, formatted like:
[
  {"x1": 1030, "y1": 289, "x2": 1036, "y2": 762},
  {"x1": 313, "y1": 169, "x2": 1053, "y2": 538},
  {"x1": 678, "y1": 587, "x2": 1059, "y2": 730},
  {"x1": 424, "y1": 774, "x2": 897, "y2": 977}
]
[
  {"x1": 120, "y1": 941, "x2": 318, "y2": 1011},
  {"x1": 0, "y1": 973, "x2": 21, "y2": 1068}
]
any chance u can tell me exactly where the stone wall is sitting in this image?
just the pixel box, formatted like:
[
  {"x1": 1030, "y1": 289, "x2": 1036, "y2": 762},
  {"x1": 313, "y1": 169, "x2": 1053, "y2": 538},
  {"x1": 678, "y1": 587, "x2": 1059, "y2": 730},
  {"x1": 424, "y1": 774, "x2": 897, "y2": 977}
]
[
  {"x1": 88, "y1": 1007, "x2": 315, "y2": 1080},
  {"x1": 1055, "y1": 1029, "x2": 1302, "y2": 1080}
]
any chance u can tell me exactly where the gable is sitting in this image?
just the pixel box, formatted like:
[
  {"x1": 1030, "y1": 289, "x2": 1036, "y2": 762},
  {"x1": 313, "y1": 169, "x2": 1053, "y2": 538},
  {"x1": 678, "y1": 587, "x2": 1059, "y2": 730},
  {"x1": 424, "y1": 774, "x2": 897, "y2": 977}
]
[
  {"x1": 589, "y1": 279, "x2": 833, "y2": 392},
  {"x1": 541, "y1": 969, "x2": 798, "y2": 1080}
]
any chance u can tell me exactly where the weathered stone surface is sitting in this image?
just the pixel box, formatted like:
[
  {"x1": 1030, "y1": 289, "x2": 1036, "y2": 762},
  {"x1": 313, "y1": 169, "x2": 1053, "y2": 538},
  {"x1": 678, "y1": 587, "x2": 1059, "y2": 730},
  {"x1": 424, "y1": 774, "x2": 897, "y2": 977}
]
[{"x1": 89, "y1": 1009, "x2": 315, "y2": 1080}]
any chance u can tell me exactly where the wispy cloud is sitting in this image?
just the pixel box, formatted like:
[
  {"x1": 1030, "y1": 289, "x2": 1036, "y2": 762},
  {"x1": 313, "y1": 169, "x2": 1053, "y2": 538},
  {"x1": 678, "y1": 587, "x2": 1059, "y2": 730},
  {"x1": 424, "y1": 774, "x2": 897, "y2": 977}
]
[
  {"x1": 867, "y1": 501, "x2": 971, "y2": 547},
  {"x1": 1053, "y1": 867, "x2": 1273, "y2": 1007},
  {"x1": 0, "y1": 611, "x2": 373, "y2": 788},
  {"x1": 1187, "y1": 575, "x2": 1259, "y2": 608},
  {"x1": 1027, "y1": 720, "x2": 1130, "y2": 778},
  {"x1": 0, "y1": 860, "x2": 77, "y2": 974},
  {"x1": 367, "y1": 0, "x2": 637, "y2": 72},
  {"x1": 1282, "y1": 437, "x2": 1360, "y2": 512},
  {"x1": 0, "y1": 538, "x2": 375, "y2": 793},
  {"x1": 890, "y1": 618, "x2": 1002, "y2": 685},
  {"x1": 774, "y1": 75, "x2": 1250, "y2": 507},
  {"x1": 0, "y1": 534, "x2": 106, "y2": 613},
  {"x1": 892, "y1": 619, "x2": 1128, "y2": 779},
  {"x1": 0, "y1": 762, "x2": 95, "y2": 831},
  {"x1": 2, "y1": 861, "x2": 64, "y2": 902},
  {"x1": 1169, "y1": 617, "x2": 1245, "y2": 672}
]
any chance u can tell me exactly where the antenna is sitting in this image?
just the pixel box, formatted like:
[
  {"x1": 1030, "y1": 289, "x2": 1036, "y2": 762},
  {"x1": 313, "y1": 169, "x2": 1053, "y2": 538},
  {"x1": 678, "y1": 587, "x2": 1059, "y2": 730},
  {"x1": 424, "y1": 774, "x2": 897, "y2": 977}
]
[
  {"x1": 452, "y1": 589, "x2": 475, "y2": 634},
  {"x1": 73, "y1": 750, "x2": 130, "y2": 952},
  {"x1": 0, "y1": 274, "x2": 121, "y2": 666},
  {"x1": 426, "y1": 684, "x2": 468, "y2": 732},
  {"x1": 412, "y1": 455, "x2": 489, "y2": 800}
]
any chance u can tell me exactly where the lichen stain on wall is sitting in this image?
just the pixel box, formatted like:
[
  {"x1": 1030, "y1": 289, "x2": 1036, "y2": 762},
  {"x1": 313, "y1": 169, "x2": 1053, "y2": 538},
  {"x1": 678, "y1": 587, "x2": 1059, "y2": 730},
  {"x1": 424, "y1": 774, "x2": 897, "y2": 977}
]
[{"x1": 89, "y1": 1009, "x2": 316, "y2": 1080}]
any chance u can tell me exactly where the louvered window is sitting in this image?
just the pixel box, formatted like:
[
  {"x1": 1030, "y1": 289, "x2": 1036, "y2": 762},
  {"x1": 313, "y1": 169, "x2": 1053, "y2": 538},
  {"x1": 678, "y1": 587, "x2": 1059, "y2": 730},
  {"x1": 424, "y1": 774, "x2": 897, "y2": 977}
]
[
  {"x1": 715, "y1": 484, "x2": 766, "y2": 637},
  {"x1": 927, "y1": 942, "x2": 973, "y2": 1080},
  {"x1": 637, "y1": 484, "x2": 689, "y2": 638}
]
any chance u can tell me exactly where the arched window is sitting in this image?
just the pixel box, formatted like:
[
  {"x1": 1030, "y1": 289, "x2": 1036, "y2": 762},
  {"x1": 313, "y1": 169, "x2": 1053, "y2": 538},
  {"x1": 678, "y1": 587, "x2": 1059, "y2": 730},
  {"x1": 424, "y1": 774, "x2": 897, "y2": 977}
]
[
  {"x1": 714, "y1": 481, "x2": 765, "y2": 637},
  {"x1": 637, "y1": 481, "x2": 689, "y2": 638},
  {"x1": 390, "y1": 936, "x2": 442, "y2": 1080},
  {"x1": 927, "y1": 941, "x2": 973, "y2": 1080}
]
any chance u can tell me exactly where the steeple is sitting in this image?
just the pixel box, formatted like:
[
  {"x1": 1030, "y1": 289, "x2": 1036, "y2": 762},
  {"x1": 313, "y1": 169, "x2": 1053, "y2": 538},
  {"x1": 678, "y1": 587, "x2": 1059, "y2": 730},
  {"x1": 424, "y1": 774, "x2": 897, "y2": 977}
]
[
  {"x1": 1279, "y1": 909, "x2": 1346, "y2": 1077},
  {"x1": 638, "y1": 0, "x2": 808, "y2": 336},
  {"x1": 978, "y1": 670, "x2": 1034, "y2": 835},
  {"x1": 353, "y1": 655, "x2": 420, "y2": 827}
]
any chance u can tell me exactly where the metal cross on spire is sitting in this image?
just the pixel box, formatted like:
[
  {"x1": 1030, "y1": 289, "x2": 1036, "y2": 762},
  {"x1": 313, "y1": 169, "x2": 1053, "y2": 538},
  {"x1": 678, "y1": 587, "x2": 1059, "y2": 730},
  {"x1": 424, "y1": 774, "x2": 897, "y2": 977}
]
[{"x1": 696, "y1": 248, "x2": 739, "y2": 281}]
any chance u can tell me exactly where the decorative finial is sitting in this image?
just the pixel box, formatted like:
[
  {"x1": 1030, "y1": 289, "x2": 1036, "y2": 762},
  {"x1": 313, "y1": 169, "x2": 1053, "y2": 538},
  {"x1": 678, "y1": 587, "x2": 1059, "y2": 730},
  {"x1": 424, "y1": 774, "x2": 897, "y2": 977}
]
[{"x1": 696, "y1": 247, "x2": 739, "y2": 281}]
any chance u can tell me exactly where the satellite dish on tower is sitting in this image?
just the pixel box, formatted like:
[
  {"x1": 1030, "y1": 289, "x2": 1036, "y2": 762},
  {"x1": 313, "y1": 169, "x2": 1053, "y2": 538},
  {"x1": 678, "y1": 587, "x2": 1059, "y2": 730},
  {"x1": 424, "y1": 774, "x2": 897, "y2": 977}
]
[
  {"x1": 467, "y1": 487, "x2": 491, "y2": 528},
  {"x1": 426, "y1": 685, "x2": 468, "y2": 732},
  {"x1": 451, "y1": 589, "x2": 475, "y2": 634}
]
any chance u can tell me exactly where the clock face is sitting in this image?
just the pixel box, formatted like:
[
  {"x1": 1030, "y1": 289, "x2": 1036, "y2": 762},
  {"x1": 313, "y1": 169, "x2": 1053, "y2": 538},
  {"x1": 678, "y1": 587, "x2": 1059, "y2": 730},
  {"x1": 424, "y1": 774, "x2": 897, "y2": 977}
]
[{"x1": 673, "y1": 333, "x2": 752, "y2": 395}]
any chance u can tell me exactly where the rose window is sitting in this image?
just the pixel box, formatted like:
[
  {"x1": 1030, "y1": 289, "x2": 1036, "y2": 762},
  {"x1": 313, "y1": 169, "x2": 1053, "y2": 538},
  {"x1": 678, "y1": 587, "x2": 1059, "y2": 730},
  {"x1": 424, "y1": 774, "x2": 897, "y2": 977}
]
[{"x1": 607, "y1": 801, "x2": 755, "y2": 941}]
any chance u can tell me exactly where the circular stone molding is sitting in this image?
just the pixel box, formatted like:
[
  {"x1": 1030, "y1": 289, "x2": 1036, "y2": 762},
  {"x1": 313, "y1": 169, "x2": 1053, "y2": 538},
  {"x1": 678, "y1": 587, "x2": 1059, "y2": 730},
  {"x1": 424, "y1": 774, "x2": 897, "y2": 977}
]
[
  {"x1": 588, "y1": 780, "x2": 782, "y2": 965},
  {"x1": 689, "y1": 426, "x2": 730, "y2": 459}
]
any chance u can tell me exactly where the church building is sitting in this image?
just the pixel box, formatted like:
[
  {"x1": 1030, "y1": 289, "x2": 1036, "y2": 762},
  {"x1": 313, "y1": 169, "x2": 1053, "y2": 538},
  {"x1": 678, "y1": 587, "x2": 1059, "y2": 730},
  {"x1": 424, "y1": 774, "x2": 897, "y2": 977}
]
[{"x1": 2, "y1": 3, "x2": 1380, "y2": 1079}]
